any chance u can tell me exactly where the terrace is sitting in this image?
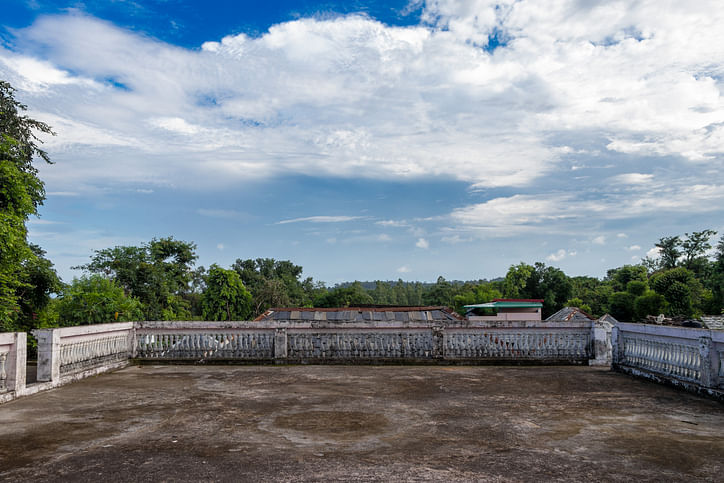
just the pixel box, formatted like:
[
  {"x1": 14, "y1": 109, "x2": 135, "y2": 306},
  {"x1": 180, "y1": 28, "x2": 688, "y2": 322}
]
[
  {"x1": 1, "y1": 365, "x2": 723, "y2": 481},
  {"x1": 1, "y1": 316, "x2": 722, "y2": 481}
]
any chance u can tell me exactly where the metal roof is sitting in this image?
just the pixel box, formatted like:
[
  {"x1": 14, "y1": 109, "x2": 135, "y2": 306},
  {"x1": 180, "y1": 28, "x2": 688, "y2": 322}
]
[
  {"x1": 254, "y1": 306, "x2": 464, "y2": 322},
  {"x1": 464, "y1": 301, "x2": 543, "y2": 309}
]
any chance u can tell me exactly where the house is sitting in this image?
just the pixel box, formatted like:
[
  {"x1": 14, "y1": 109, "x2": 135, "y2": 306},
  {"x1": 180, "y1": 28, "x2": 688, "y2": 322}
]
[{"x1": 463, "y1": 299, "x2": 543, "y2": 321}]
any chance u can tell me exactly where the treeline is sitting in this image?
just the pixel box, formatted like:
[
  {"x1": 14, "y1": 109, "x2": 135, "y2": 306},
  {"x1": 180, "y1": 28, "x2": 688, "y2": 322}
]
[{"x1": 3, "y1": 228, "x2": 722, "y2": 338}]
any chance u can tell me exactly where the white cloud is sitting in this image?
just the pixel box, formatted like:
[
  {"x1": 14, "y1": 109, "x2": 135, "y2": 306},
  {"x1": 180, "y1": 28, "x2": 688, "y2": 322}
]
[
  {"x1": 546, "y1": 249, "x2": 567, "y2": 262},
  {"x1": 3, "y1": 2, "x2": 721, "y2": 194},
  {"x1": 396, "y1": 265, "x2": 411, "y2": 273},
  {"x1": 609, "y1": 173, "x2": 654, "y2": 185},
  {"x1": 216, "y1": 243, "x2": 224, "y2": 250},
  {"x1": 617, "y1": 233, "x2": 628, "y2": 238},
  {"x1": 277, "y1": 215, "x2": 364, "y2": 224},
  {"x1": 441, "y1": 234, "x2": 472, "y2": 244},
  {"x1": 592, "y1": 236, "x2": 606, "y2": 245},
  {"x1": 415, "y1": 238, "x2": 429, "y2": 249},
  {"x1": 646, "y1": 247, "x2": 661, "y2": 259},
  {"x1": 627, "y1": 245, "x2": 641, "y2": 251}
]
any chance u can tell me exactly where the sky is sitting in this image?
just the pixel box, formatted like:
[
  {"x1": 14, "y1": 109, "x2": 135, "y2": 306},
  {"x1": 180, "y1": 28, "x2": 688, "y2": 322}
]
[{"x1": 1, "y1": 0, "x2": 723, "y2": 285}]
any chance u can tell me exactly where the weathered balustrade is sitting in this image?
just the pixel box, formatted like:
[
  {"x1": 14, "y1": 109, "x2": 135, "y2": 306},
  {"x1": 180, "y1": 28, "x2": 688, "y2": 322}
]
[
  {"x1": 613, "y1": 322, "x2": 723, "y2": 397},
  {"x1": 134, "y1": 320, "x2": 596, "y2": 363},
  {"x1": 33, "y1": 323, "x2": 134, "y2": 384}
]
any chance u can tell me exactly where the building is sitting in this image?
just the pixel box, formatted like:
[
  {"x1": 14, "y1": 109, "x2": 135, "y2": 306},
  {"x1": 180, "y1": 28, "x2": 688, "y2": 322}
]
[{"x1": 463, "y1": 299, "x2": 543, "y2": 321}]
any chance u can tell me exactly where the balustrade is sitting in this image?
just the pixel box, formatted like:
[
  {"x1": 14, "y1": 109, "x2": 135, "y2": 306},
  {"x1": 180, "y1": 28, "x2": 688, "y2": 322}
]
[
  {"x1": 59, "y1": 334, "x2": 130, "y2": 375},
  {"x1": 136, "y1": 332, "x2": 275, "y2": 360}
]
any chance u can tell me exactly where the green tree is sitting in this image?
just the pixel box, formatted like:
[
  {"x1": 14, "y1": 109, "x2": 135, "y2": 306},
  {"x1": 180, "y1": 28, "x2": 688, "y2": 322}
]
[
  {"x1": 502, "y1": 262, "x2": 572, "y2": 318},
  {"x1": 76, "y1": 237, "x2": 197, "y2": 320},
  {"x1": 650, "y1": 267, "x2": 701, "y2": 317},
  {"x1": 423, "y1": 276, "x2": 455, "y2": 307},
  {"x1": 655, "y1": 236, "x2": 681, "y2": 270},
  {"x1": 56, "y1": 275, "x2": 143, "y2": 325},
  {"x1": 681, "y1": 229, "x2": 717, "y2": 277},
  {"x1": 606, "y1": 265, "x2": 648, "y2": 293},
  {"x1": 202, "y1": 264, "x2": 252, "y2": 321},
  {"x1": 633, "y1": 292, "x2": 667, "y2": 320},
  {"x1": 313, "y1": 281, "x2": 373, "y2": 307},
  {"x1": 563, "y1": 297, "x2": 592, "y2": 315},
  {"x1": 0, "y1": 81, "x2": 57, "y2": 329},
  {"x1": 233, "y1": 258, "x2": 316, "y2": 315},
  {"x1": 453, "y1": 282, "x2": 502, "y2": 315},
  {"x1": 608, "y1": 292, "x2": 636, "y2": 321}
]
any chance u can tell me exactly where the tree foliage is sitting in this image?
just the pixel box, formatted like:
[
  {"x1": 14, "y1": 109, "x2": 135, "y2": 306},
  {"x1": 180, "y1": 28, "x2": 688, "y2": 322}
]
[
  {"x1": 0, "y1": 80, "x2": 58, "y2": 329},
  {"x1": 56, "y1": 275, "x2": 143, "y2": 326},
  {"x1": 76, "y1": 237, "x2": 197, "y2": 320},
  {"x1": 202, "y1": 265, "x2": 252, "y2": 321}
]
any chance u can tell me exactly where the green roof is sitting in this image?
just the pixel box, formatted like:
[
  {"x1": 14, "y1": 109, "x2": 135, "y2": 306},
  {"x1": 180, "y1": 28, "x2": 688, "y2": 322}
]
[{"x1": 464, "y1": 301, "x2": 542, "y2": 309}]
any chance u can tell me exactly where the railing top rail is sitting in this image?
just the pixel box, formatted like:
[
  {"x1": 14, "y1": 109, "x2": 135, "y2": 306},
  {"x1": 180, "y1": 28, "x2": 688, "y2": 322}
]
[
  {"x1": 135, "y1": 320, "x2": 594, "y2": 330},
  {"x1": 616, "y1": 322, "x2": 717, "y2": 339},
  {"x1": 33, "y1": 322, "x2": 134, "y2": 339}
]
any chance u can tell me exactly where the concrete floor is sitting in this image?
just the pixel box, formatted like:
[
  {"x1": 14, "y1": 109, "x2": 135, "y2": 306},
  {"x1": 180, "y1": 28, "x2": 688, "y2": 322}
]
[{"x1": 0, "y1": 365, "x2": 722, "y2": 482}]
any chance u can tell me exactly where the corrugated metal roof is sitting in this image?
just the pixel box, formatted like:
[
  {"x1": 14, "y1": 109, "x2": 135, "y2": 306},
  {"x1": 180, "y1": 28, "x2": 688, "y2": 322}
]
[
  {"x1": 254, "y1": 306, "x2": 464, "y2": 322},
  {"x1": 545, "y1": 307, "x2": 595, "y2": 322}
]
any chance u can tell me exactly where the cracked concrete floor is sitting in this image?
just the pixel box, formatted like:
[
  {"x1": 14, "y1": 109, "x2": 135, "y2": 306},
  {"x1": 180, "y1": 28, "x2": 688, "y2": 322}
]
[{"x1": 0, "y1": 365, "x2": 722, "y2": 482}]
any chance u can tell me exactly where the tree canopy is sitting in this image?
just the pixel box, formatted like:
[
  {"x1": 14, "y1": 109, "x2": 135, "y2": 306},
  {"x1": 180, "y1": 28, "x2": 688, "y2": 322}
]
[{"x1": 0, "y1": 80, "x2": 59, "y2": 330}]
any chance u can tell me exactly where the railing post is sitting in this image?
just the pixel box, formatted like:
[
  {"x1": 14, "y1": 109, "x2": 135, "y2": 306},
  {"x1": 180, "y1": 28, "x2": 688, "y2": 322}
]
[
  {"x1": 11, "y1": 332, "x2": 26, "y2": 393},
  {"x1": 34, "y1": 329, "x2": 61, "y2": 383},
  {"x1": 0, "y1": 333, "x2": 26, "y2": 393},
  {"x1": 590, "y1": 320, "x2": 613, "y2": 366},
  {"x1": 274, "y1": 328, "x2": 287, "y2": 362},
  {"x1": 432, "y1": 326, "x2": 444, "y2": 359},
  {"x1": 699, "y1": 335, "x2": 717, "y2": 388},
  {"x1": 611, "y1": 325, "x2": 623, "y2": 366}
]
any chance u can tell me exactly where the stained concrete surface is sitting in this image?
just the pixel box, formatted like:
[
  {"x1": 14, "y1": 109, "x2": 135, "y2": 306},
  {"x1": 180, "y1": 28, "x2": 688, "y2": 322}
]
[{"x1": 0, "y1": 365, "x2": 722, "y2": 482}]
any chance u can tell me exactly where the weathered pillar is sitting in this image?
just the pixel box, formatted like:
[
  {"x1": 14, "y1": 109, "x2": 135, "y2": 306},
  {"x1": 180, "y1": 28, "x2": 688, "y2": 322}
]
[
  {"x1": 274, "y1": 329, "x2": 288, "y2": 362},
  {"x1": 0, "y1": 332, "x2": 27, "y2": 393},
  {"x1": 34, "y1": 329, "x2": 61, "y2": 383},
  {"x1": 590, "y1": 320, "x2": 613, "y2": 366},
  {"x1": 432, "y1": 326, "x2": 444, "y2": 359},
  {"x1": 611, "y1": 325, "x2": 623, "y2": 367},
  {"x1": 698, "y1": 336, "x2": 717, "y2": 388}
]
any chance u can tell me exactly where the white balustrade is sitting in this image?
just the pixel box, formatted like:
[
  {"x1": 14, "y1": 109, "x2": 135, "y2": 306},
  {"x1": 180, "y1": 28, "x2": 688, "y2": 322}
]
[{"x1": 613, "y1": 322, "x2": 722, "y2": 393}]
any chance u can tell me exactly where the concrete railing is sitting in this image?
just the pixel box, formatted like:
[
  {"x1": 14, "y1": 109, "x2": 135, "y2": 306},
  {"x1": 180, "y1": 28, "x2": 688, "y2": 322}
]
[
  {"x1": 0, "y1": 332, "x2": 26, "y2": 398},
  {"x1": 135, "y1": 320, "x2": 603, "y2": 364},
  {"x1": 33, "y1": 322, "x2": 134, "y2": 384},
  {"x1": 0, "y1": 318, "x2": 611, "y2": 404},
  {"x1": 612, "y1": 322, "x2": 723, "y2": 399}
]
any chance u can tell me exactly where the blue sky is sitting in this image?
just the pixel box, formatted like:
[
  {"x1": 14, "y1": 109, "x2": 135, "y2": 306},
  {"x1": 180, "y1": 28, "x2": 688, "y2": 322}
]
[{"x1": 2, "y1": 0, "x2": 723, "y2": 284}]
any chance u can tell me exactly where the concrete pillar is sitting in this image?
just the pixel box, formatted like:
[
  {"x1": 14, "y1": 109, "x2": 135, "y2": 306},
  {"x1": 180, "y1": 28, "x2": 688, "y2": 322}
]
[
  {"x1": 34, "y1": 329, "x2": 60, "y2": 383},
  {"x1": 699, "y1": 336, "x2": 717, "y2": 388},
  {"x1": 432, "y1": 326, "x2": 444, "y2": 359},
  {"x1": 274, "y1": 329, "x2": 287, "y2": 361},
  {"x1": 611, "y1": 325, "x2": 622, "y2": 366},
  {"x1": 1, "y1": 332, "x2": 27, "y2": 393},
  {"x1": 590, "y1": 321, "x2": 613, "y2": 366}
]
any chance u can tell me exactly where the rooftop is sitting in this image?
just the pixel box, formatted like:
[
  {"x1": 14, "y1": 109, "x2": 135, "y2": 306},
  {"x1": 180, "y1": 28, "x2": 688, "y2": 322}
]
[{"x1": 1, "y1": 365, "x2": 722, "y2": 481}]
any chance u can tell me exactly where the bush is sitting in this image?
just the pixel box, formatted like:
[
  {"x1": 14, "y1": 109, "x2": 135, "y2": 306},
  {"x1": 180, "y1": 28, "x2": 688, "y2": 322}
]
[{"x1": 56, "y1": 275, "x2": 143, "y2": 325}]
